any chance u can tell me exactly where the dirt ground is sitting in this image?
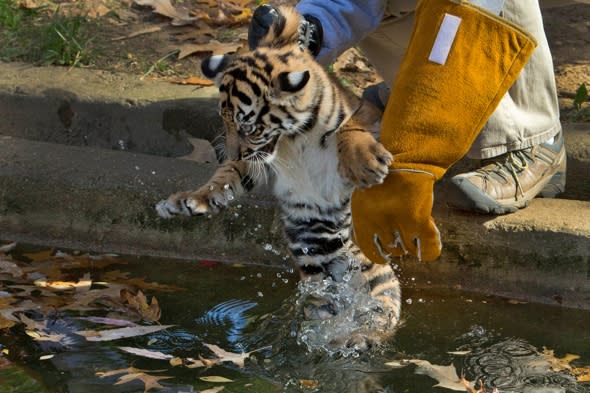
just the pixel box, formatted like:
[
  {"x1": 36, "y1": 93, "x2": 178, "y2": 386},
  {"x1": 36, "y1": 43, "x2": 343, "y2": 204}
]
[{"x1": 3, "y1": 0, "x2": 590, "y2": 119}]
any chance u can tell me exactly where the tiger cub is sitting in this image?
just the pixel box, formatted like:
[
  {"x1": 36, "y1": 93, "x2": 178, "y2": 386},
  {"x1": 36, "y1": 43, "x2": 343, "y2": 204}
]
[{"x1": 156, "y1": 6, "x2": 401, "y2": 350}]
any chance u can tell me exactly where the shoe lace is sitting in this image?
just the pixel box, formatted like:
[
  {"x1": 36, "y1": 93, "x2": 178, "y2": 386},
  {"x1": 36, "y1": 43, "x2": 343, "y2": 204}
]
[{"x1": 477, "y1": 148, "x2": 534, "y2": 198}]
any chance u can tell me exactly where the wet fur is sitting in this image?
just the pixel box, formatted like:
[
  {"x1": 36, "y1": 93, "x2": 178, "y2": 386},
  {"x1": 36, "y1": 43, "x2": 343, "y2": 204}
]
[{"x1": 156, "y1": 6, "x2": 401, "y2": 350}]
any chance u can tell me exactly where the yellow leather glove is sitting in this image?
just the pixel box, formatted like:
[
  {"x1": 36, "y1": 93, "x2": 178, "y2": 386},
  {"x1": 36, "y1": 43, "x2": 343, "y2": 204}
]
[{"x1": 352, "y1": 0, "x2": 537, "y2": 263}]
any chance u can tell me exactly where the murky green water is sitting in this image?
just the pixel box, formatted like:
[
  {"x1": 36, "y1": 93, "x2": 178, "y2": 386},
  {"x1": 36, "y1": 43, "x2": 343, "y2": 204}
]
[{"x1": 1, "y1": 244, "x2": 589, "y2": 393}]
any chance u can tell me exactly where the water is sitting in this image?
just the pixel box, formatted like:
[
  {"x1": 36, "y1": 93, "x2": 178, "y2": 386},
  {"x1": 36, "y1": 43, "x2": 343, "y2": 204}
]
[{"x1": 1, "y1": 244, "x2": 589, "y2": 393}]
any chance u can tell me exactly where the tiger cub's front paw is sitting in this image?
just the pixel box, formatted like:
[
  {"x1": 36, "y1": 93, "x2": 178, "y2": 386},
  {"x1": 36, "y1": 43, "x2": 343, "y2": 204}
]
[
  {"x1": 155, "y1": 184, "x2": 235, "y2": 219},
  {"x1": 337, "y1": 130, "x2": 393, "y2": 189}
]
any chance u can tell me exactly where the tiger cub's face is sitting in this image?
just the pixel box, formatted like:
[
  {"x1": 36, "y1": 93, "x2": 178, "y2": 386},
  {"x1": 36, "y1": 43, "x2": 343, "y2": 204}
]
[{"x1": 201, "y1": 44, "x2": 319, "y2": 163}]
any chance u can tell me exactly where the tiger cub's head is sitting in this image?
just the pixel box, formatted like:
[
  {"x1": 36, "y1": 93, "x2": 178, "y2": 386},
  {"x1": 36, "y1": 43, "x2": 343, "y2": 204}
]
[{"x1": 201, "y1": 42, "x2": 324, "y2": 163}]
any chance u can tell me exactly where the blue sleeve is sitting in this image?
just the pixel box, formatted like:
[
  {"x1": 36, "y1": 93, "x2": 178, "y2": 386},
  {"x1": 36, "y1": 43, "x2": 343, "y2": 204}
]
[{"x1": 295, "y1": 0, "x2": 387, "y2": 65}]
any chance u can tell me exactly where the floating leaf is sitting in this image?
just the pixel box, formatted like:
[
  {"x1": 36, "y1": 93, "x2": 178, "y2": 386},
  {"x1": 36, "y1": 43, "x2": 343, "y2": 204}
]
[
  {"x1": 0, "y1": 260, "x2": 24, "y2": 278},
  {"x1": 118, "y1": 346, "x2": 173, "y2": 360},
  {"x1": 75, "y1": 316, "x2": 138, "y2": 327},
  {"x1": 203, "y1": 343, "x2": 270, "y2": 368},
  {"x1": 199, "y1": 376, "x2": 233, "y2": 383},
  {"x1": 542, "y1": 348, "x2": 580, "y2": 372},
  {"x1": 573, "y1": 366, "x2": 590, "y2": 382},
  {"x1": 75, "y1": 324, "x2": 174, "y2": 341},
  {"x1": 201, "y1": 387, "x2": 225, "y2": 393},
  {"x1": 169, "y1": 357, "x2": 183, "y2": 367},
  {"x1": 299, "y1": 379, "x2": 319, "y2": 389},
  {"x1": 386, "y1": 359, "x2": 466, "y2": 391},
  {"x1": 121, "y1": 289, "x2": 161, "y2": 322},
  {"x1": 0, "y1": 242, "x2": 17, "y2": 253},
  {"x1": 39, "y1": 354, "x2": 54, "y2": 360}
]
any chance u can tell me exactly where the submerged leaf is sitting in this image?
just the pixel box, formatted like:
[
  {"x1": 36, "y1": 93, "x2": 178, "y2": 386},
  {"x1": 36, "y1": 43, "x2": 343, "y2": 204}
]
[
  {"x1": 75, "y1": 325, "x2": 174, "y2": 341},
  {"x1": 118, "y1": 346, "x2": 173, "y2": 360}
]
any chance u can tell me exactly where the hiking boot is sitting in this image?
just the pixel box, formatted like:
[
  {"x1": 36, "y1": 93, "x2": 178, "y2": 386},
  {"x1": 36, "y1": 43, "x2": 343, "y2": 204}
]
[{"x1": 448, "y1": 131, "x2": 566, "y2": 214}]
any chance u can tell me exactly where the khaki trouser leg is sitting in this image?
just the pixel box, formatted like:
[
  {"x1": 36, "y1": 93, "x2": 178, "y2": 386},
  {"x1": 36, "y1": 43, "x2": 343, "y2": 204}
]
[{"x1": 358, "y1": 0, "x2": 561, "y2": 160}]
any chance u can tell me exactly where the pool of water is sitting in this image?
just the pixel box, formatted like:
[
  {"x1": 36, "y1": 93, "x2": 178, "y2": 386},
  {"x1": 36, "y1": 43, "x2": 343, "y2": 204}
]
[{"x1": 1, "y1": 243, "x2": 589, "y2": 393}]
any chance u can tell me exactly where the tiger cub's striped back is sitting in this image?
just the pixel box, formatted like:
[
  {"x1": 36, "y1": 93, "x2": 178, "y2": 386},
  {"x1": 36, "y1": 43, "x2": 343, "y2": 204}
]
[{"x1": 157, "y1": 7, "x2": 401, "y2": 351}]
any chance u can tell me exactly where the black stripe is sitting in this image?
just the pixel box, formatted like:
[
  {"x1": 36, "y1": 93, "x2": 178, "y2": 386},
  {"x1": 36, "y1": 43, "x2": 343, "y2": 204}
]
[
  {"x1": 231, "y1": 85, "x2": 252, "y2": 106},
  {"x1": 299, "y1": 264, "x2": 324, "y2": 276},
  {"x1": 290, "y1": 236, "x2": 343, "y2": 257},
  {"x1": 369, "y1": 271, "x2": 394, "y2": 292}
]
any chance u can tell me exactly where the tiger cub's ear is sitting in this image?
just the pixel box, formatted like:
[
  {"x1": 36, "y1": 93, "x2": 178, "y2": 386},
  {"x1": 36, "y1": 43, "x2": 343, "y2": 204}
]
[
  {"x1": 275, "y1": 71, "x2": 310, "y2": 93},
  {"x1": 201, "y1": 54, "x2": 233, "y2": 85}
]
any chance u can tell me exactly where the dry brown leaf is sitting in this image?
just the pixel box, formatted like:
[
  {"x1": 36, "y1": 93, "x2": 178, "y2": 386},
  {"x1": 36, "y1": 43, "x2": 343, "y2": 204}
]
[
  {"x1": 177, "y1": 40, "x2": 241, "y2": 59},
  {"x1": 199, "y1": 376, "x2": 233, "y2": 383},
  {"x1": 169, "y1": 357, "x2": 183, "y2": 367},
  {"x1": 111, "y1": 26, "x2": 162, "y2": 41},
  {"x1": 121, "y1": 289, "x2": 161, "y2": 322},
  {"x1": 203, "y1": 343, "x2": 270, "y2": 368},
  {"x1": 115, "y1": 371, "x2": 173, "y2": 392},
  {"x1": 0, "y1": 260, "x2": 24, "y2": 278},
  {"x1": 573, "y1": 366, "x2": 590, "y2": 382},
  {"x1": 134, "y1": 0, "x2": 197, "y2": 26},
  {"x1": 299, "y1": 379, "x2": 319, "y2": 389},
  {"x1": 34, "y1": 272, "x2": 92, "y2": 292},
  {"x1": 542, "y1": 348, "x2": 580, "y2": 372},
  {"x1": 386, "y1": 359, "x2": 466, "y2": 391},
  {"x1": 118, "y1": 346, "x2": 173, "y2": 360},
  {"x1": 75, "y1": 324, "x2": 174, "y2": 341},
  {"x1": 201, "y1": 387, "x2": 225, "y2": 393},
  {"x1": 0, "y1": 242, "x2": 17, "y2": 253},
  {"x1": 169, "y1": 76, "x2": 214, "y2": 86}
]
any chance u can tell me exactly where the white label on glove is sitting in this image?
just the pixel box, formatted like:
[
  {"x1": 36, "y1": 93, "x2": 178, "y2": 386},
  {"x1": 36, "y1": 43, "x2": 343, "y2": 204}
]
[{"x1": 428, "y1": 13, "x2": 461, "y2": 65}]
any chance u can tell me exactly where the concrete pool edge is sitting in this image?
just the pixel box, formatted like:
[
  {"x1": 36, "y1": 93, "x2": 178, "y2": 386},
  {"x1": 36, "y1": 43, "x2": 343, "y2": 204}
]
[{"x1": 1, "y1": 136, "x2": 588, "y2": 310}]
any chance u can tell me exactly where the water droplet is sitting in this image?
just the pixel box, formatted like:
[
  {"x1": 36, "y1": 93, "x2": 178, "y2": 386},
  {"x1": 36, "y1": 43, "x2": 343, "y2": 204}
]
[
  {"x1": 233, "y1": 212, "x2": 239, "y2": 218},
  {"x1": 418, "y1": 298, "x2": 425, "y2": 303},
  {"x1": 223, "y1": 184, "x2": 230, "y2": 190},
  {"x1": 263, "y1": 243, "x2": 273, "y2": 251},
  {"x1": 134, "y1": 165, "x2": 140, "y2": 170},
  {"x1": 227, "y1": 194, "x2": 235, "y2": 201},
  {"x1": 256, "y1": 273, "x2": 262, "y2": 278},
  {"x1": 209, "y1": 185, "x2": 215, "y2": 191},
  {"x1": 151, "y1": 170, "x2": 156, "y2": 175},
  {"x1": 301, "y1": 247, "x2": 309, "y2": 255},
  {"x1": 257, "y1": 291, "x2": 264, "y2": 297},
  {"x1": 282, "y1": 278, "x2": 289, "y2": 284},
  {"x1": 240, "y1": 276, "x2": 246, "y2": 281},
  {"x1": 405, "y1": 298, "x2": 413, "y2": 304},
  {"x1": 237, "y1": 204, "x2": 242, "y2": 209}
]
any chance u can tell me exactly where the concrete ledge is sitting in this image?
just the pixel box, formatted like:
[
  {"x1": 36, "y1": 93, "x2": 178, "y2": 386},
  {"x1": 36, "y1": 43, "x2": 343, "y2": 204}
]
[{"x1": 1, "y1": 136, "x2": 588, "y2": 309}]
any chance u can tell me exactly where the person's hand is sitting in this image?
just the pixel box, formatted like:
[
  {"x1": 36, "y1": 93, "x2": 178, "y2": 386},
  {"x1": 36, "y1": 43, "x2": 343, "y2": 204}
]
[
  {"x1": 247, "y1": 4, "x2": 323, "y2": 55},
  {"x1": 352, "y1": 170, "x2": 441, "y2": 263}
]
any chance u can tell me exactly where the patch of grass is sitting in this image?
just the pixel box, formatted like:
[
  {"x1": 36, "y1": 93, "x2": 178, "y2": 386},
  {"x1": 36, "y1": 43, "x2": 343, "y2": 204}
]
[
  {"x1": 0, "y1": 1, "x2": 93, "y2": 66},
  {"x1": 40, "y1": 14, "x2": 92, "y2": 66},
  {"x1": 141, "y1": 49, "x2": 180, "y2": 79}
]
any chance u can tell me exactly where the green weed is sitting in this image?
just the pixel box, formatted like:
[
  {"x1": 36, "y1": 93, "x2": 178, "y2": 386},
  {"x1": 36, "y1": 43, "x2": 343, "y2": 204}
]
[
  {"x1": 40, "y1": 14, "x2": 92, "y2": 66},
  {"x1": 573, "y1": 83, "x2": 588, "y2": 111},
  {"x1": 141, "y1": 49, "x2": 180, "y2": 79}
]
